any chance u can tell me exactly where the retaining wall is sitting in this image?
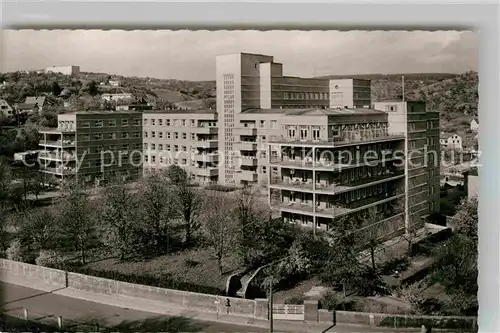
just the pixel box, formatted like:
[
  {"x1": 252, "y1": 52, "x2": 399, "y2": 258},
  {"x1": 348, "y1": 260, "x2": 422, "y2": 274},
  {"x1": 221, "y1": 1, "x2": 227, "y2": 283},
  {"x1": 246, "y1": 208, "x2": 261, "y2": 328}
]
[{"x1": 0, "y1": 259, "x2": 476, "y2": 328}]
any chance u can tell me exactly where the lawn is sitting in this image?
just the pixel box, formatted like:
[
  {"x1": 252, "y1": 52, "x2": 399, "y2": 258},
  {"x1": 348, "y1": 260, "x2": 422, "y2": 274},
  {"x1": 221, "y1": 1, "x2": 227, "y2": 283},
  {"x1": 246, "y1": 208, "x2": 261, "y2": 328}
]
[{"x1": 85, "y1": 246, "x2": 243, "y2": 291}]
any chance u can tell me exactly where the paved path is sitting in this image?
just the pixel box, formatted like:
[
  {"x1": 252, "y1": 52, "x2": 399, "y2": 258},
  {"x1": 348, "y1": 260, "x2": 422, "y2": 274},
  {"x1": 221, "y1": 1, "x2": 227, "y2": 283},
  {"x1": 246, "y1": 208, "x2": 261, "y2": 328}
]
[
  {"x1": 1, "y1": 282, "x2": 273, "y2": 333},
  {"x1": 0, "y1": 274, "x2": 430, "y2": 333}
]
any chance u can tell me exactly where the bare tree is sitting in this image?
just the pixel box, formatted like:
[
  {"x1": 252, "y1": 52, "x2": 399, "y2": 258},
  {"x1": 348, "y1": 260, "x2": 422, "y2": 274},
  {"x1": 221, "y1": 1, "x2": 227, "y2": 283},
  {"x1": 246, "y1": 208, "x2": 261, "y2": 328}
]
[
  {"x1": 362, "y1": 207, "x2": 383, "y2": 273},
  {"x1": 100, "y1": 180, "x2": 140, "y2": 260},
  {"x1": 19, "y1": 208, "x2": 59, "y2": 251},
  {"x1": 58, "y1": 180, "x2": 97, "y2": 264},
  {"x1": 172, "y1": 178, "x2": 202, "y2": 246},
  {"x1": 137, "y1": 172, "x2": 176, "y2": 253},
  {"x1": 202, "y1": 192, "x2": 236, "y2": 276}
]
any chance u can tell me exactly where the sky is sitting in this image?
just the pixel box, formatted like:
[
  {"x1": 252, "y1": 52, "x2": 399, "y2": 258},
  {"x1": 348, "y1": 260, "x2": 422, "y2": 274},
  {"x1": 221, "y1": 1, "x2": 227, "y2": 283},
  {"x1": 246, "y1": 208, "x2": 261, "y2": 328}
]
[{"x1": 1, "y1": 30, "x2": 478, "y2": 81}]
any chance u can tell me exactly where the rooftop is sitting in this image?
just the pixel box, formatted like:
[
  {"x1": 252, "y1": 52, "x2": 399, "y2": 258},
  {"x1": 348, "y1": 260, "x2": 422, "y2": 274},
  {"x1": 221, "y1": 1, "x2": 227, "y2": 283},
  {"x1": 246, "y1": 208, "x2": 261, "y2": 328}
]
[
  {"x1": 64, "y1": 110, "x2": 141, "y2": 115},
  {"x1": 242, "y1": 107, "x2": 386, "y2": 116},
  {"x1": 143, "y1": 109, "x2": 216, "y2": 114}
]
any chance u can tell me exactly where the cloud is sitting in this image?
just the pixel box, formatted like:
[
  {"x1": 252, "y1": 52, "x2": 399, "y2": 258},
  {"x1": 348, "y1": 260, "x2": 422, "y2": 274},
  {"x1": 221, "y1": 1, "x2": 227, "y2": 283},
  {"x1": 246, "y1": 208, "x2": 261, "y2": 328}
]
[{"x1": 2, "y1": 30, "x2": 478, "y2": 80}]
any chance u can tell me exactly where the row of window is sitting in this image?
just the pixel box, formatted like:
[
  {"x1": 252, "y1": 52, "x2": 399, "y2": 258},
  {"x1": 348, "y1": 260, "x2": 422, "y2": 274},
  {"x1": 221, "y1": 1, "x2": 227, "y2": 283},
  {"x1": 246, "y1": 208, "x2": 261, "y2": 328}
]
[
  {"x1": 82, "y1": 143, "x2": 142, "y2": 154},
  {"x1": 283, "y1": 92, "x2": 328, "y2": 100},
  {"x1": 143, "y1": 131, "x2": 203, "y2": 140},
  {"x1": 79, "y1": 132, "x2": 141, "y2": 141},
  {"x1": 143, "y1": 118, "x2": 216, "y2": 127},
  {"x1": 81, "y1": 119, "x2": 140, "y2": 128}
]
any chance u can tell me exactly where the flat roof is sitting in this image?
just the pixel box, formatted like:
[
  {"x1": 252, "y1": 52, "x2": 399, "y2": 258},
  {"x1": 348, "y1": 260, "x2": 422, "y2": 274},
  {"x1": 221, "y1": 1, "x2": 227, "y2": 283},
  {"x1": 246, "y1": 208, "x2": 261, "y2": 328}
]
[
  {"x1": 143, "y1": 109, "x2": 216, "y2": 114},
  {"x1": 64, "y1": 110, "x2": 141, "y2": 115},
  {"x1": 242, "y1": 107, "x2": 386, "y2": 116}
]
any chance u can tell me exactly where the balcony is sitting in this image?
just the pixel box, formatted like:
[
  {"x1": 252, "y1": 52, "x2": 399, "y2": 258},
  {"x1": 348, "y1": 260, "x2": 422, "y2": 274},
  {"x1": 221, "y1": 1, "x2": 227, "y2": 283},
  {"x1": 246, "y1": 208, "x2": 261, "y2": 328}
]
[
  {"x1": 194, "y1": 126, "x2": 218, "y2": 135},
  {"x1": 40, "y1": 127, "x2": 76, "y2": 134},
  {"x1": 269, "y1": 156, "x2": 400, "y2": 171},
  {"x1": 39, "y1": 152, "x2": 76, "y2": 161},
  {"x1": 196, "y1": 140, "x2": 218, "y2": 149},
  {"x1": 234, "y1": 128, "x2": 257, "y2": 136},
  {"x1": 39, "y1": 139, "x2": 75, "y2": 148},
  {"x1": 235, "y1": 170, "x2": 258, "y2": 182},
  {"x1": 195, "y1": 153, "x2": 219, "y2": 163},
  {"x1": 269, "y1": 131, "x2": 405, "y2": 147},
  {"x1": 278, "y1": 192, "x2": 405, "y2": 219},
  {"x1": 270, "y1": 170, "x2": 405, "y2": 195},
  {"x1": 40, "y1": 166, "x2": 77, "y2": 175},
  {"x1": 234, "y1": 142, "x2": 258, "y2": 151},
  {"x1": 239, "y1": 156, "x2": 258, "y2": 167},
  {"x1": 195, "y1": 167, "x2": 218, "y2": 177}
]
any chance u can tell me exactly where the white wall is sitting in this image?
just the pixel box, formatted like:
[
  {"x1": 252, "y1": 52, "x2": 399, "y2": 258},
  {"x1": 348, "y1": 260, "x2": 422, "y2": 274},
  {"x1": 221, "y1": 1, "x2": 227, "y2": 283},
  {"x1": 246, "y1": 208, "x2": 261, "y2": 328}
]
[
  {"x1": 329, "y1": 79, "x2": 354, "y2": 108},
  {"x1": 259, "y1": 63, "x2": 272, "y2": 109}
]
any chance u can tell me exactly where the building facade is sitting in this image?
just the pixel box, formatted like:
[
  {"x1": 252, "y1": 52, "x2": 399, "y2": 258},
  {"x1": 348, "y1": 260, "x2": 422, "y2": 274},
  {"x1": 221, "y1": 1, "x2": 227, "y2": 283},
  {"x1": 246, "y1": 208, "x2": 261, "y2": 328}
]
[
  {"x1": 267, "y1": 108, "x2": 407, "y2": 239},
  {"x1": 45, "y1": 66, "x2": 80, "y2": 76},
  {"x1": 142, "y1": 110, "x2": 218, "y2": 185},
  {"x1": 0, "y1": 99, "x2": 14, "y2": 117},
  {"x1": 102, "y1": 93, "x2": 134, "y2": 102},
  {"x1": 215, "y1": 52, "x2": 372, "y2": 186},
  {"x1": 39, "y1": 111, "x2": 143, "y2": 186},
  {"x1": 440, "y1": 133, "x2": 463, "y2": 150}
]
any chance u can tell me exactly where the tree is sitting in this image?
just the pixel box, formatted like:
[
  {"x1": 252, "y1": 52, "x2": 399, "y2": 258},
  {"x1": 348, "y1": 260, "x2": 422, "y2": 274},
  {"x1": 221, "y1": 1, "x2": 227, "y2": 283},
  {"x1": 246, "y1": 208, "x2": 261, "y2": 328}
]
[
  {"x1": 361, "y1": 207, "x2": 384, "y2": 273},
  {"x1": 58, "y1": 181, "x2": 97, "y2": 264},
  {"x1": 166, "y1": 165, "x2": 188, "y2": 185},
  {"x1": 51, "y1": 81, "x2": 62, "y2": 96},
  {"x1": 201, "y1": 192, "x2": 236, "y2": 276},
  {"x1": 100, "y1": 180, "x2": 140, "y2": 260},
  {"x1": 453, "y1": 197, "x2": 478, "y2": 245},
  {"x1": 137, "y1": 172, "x2": 176, "y2": 254},
  {"x1": 400, "y1": 280, "x2": 428, "y2": 315},
  {"x1": 19, "y1": 208, "x2": 58, "y2": 251},
  {"x1": 202, "y1": 98, "x2": 216, "y2": 110},
  {"x1": 87, "y1": 80, "x2": 99, "y2": 96},
  {"x1": 172, "y1": 177, "x2": 202, "y2": 246}
]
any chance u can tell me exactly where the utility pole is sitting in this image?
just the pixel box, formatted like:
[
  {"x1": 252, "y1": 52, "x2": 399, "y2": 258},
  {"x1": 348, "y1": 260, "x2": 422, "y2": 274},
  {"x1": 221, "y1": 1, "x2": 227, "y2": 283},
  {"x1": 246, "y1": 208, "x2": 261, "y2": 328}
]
[
  {"x1": 269, "y1": 280, "x2": 274, "y2": 333},
  {"x1": 402, "y1": 75, "x2": 405, "y2": 102}
]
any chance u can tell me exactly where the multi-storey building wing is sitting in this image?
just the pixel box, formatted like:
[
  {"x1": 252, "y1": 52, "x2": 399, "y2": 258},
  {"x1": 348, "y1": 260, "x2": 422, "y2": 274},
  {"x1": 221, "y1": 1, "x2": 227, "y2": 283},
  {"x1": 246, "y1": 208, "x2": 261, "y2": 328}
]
[
  {"x1": 267, "y1": 107, "x2": 407, "y2": 239},
  {"x1": 39, "y1": 111, "x2": 143, "y2": 186},
  {"x1": 216, "y1": 52, "x2": 372, "y2": 186},
  {"x1": 142, "y1": 110, "x2": 219, "y2": 185}
]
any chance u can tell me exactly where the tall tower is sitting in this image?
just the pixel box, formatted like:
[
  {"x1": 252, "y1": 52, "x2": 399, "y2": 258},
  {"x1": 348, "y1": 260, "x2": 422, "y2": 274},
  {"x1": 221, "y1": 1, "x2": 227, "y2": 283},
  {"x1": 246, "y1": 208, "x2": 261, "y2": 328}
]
[{"x1": 216, "y1": 53, "x2": 273, "y2": 185}]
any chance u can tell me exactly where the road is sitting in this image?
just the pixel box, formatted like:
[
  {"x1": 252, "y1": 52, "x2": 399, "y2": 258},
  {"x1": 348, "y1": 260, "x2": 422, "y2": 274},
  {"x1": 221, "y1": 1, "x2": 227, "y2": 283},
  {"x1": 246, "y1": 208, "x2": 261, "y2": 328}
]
[{"x1": 1, "y1": 282, "x2": 270, "y2": 333}]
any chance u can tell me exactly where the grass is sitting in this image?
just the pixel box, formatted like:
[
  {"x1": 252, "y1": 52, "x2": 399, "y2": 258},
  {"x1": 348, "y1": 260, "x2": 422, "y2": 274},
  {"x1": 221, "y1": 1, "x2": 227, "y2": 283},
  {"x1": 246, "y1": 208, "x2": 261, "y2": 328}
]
[{"x1": 85, "y1": 246, "x2": 242, "y2": 291}]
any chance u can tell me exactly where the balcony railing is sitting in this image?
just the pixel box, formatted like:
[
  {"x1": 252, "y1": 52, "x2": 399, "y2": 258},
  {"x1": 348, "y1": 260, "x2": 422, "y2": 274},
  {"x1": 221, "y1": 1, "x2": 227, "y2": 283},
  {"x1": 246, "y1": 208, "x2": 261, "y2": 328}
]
[
  {"x1": 195, "y1": 153, "x2": 219, "y2": 163},
  {"x1": 279, "y1": 191, "x2": 404, "y2": 218},
  {"x1": 269, "y1": 131, "x2": 405, "y2": 146},
  {"x1": 239, "y1": 156, "x2": 258, "y2": 167},
  {"x1": 40, "y1": 166, "x2": 77, "y2": 175},
  {"x1": 234, "y1": 128, "x2": 258, "y2": 136},
  {"x1": 195, "y1": 167, "x2": 218, "y2": 177},
  {"x1": 269, "y1": 154, "x2": 400, "y2": 170},
  {"x1": 195, "y1": 140, "x2": 218, "y2": 149},
  {"x1": 39, "y1": 140, "x2": 75, "y2": 147},
  {"x1": 234, "y1": 142, "x2": 258, "y2": 151},
  {"x1": 39, "y1": 152, "x2": 76, "y2": 161},
  {"x1": 235, "y1": 170, "x2": 258, "y2": 182},
  {"x1": 270, "y1": 170, "x2": 405, "y2": 194}
]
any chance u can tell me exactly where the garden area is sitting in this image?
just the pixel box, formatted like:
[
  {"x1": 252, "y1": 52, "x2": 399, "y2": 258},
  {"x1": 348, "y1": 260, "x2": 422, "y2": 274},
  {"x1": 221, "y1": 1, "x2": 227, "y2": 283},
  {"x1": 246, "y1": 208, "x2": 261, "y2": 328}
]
[{"x1": 0, "y1": 157, "x2": 478, "y2": 318}]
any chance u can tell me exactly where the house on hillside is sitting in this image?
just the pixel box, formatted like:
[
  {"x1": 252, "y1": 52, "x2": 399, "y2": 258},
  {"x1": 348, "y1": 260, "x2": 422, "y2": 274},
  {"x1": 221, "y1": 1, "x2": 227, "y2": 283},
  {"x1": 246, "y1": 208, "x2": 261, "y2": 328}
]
[
  {"x1": 470, "y1": 118, "x2": 479, "y2": 132},
  {"x1": 109, "y1": 80, "x2": 120, "y2": 87},
  {"x1": 101, "y1": 93, "x2": 133, "y2": 102},
  {"x1": 25, "y1": 96, "x2": 47, "y2": 112},
  {"x1": 440, "y1": 133, "x2": 463, "y2": 150},
  {"x1": 463, "y1": 166, "x2": 479, "y2": 199},
  {"x1": 0, "y1": 99, "x2": 14, "y2": 118}
]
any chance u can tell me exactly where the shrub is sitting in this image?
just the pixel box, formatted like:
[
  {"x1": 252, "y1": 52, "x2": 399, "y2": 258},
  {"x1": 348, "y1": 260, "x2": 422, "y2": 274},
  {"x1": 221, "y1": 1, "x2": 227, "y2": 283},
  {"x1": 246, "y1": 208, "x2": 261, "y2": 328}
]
[
  {"x1": 6, "y1": 239, "x2": 24, "y2": 262},
  {"x1": 35, "y1": 250, "x2": 65, "y2": 269},
  {"x1": 320, "y1": 291, "x2": 363, "y2": 312},
  {"x1": 205, "y1": 184, "x2": 238, "y2": 192},
  {"x1": 285, "y1": 295, "x2": 306, "y2": 305}
]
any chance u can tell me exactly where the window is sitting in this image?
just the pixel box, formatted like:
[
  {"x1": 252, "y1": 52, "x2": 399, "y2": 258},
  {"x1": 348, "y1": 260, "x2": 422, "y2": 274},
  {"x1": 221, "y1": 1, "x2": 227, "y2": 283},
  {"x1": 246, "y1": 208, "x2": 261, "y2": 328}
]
[
  {"x1": 260, "y1": 120, "x2": 265, "y2": 128},
  {"x1": 144, "y1": 131, "x2": 148, "y2": 138},
  {"x1": 182, "y1": 133, "x2": 187, "y2": 140},
  {"x1": 167, "y1": 132, "x2": 171, "y2": 139},
  {"x1": 158, "y1": 119, "x2": 163, "y2": 126},
  {"x1": 144, "y1": 143, "x2": 148, "y2": 149},
  {"x1": 166, "y1": 119, "x2": 170, "y2": 126},
  {"x1": 191, "y1": 133, "x2": 195, "y2": 140},
  {"x1": 143, "y1": 118, "x2": 148, "y2": 125},
  {"x1": 174, "y1": 145, "x2": 179, "y2": 152},
  {"x1": 158, "y1": 144, "x2": 163, "y2": 150},
  {"x1": 175, "y1": 132, "x2": 179, "y2": 139},
  {"x1": 191, "y1": 120, "x2": 195, "y2": 126},
  {"x1": 159, "y1": 132, "x2": 163, "y2": 138},
  {"x1": 151, "y1": 119, "x2": 155, "y2": 126},
  {"x1": 151, "y1": 143, "x2": 156, "y2": 150},
  {"x1": 145, "y1": 155, "x2": 149, "y2": 162},
  {"x1": 132, "y1": 132, "x2": 140, "y2": 138},
  {"x1": 95, "y1": 146, "x2": 103, "y2": 153},
  {"x1": 107, "y1": 133, "x2": 116, "y2": 139},
  {"x1": 151, "y1": 131, "x2": 156, "y2": 138},
  {"x1": 182, "y1": 120, "x2": 186, "y2": 127},
  {"x1": 81, "y1": 134, "x2": 90, "y2": 141},
  {"x1": 121, "y1": 119, "x2": 129, "y2": 126},
  {"x1": 121, "y1": 144, "x2": 129, "y2": 151},
  {"x1": 94, "y1": 120, "x2": 103, "y2": 127},
  {"x1": 166, "y1": 144, "x2": 171, "y2": 151},
  {"x1": 151, "y1": 155, "x2": 156, "y2": 163},
  {"x1": 121, "y1": 132, "x2": 129, "y2": 139},
  {"x1": 109, "y1": 145, "x2": 117, "y2": 151},
  {"x1": 182, "y1": 146, "x2": 187, "y2": 152},
  {"x1": 271, "y1": 120, "x2": 277, "y2": 129},
  {"x1": 82, "y1": 121, "x2": 90, "y2": 128},
  {"x1": 133, "y1": 119, "x2": 140, "y2": 126},
  {"x1": 108, "y1": 120, "x2": 116, "y2": 127},
  {"x1": 95, "y1": 133, "x2": 103, "y2": 140}
]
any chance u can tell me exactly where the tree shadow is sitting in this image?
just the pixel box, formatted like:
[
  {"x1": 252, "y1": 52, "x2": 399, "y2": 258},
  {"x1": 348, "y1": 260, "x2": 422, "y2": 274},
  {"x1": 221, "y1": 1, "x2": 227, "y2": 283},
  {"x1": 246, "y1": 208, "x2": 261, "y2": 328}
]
[{"x1": 101, "y1": 316, "x2": 206, "y2": 333}]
